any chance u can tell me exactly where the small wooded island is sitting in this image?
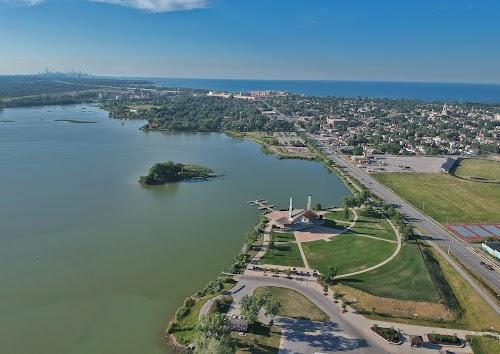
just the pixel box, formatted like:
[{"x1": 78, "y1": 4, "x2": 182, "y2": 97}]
[{"x1": 139, "y1": 161, "x2": 216, "y2": 185}]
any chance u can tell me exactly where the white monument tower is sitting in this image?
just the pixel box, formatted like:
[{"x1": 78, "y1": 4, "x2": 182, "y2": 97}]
[
  {"x1": 288, "y1": 197, "x2": 293, "y2": 220},
  {"x1": 441, "y1": 103, "x2": 448, "y2": 116},
  {"x1": 307, "y1": 195, "x2": 312, "y2": 210}
]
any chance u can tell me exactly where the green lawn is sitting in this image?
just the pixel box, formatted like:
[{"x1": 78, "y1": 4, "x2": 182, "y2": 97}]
[
  {"x1": 303, "y1": 234, "x2": 396, "y2": 275},
  {"x1": 271, "y1": 231, "x2": 295, "y2": 242},
  {"x1": 454, "y1": 158, "x2": 500, "y2": 182},
  {"x1": 346, "y1": 208, "x2": 397, "y2": 241},
  {"x1": 340, "y1": 241, "x2": 439, "y2": 301},
  {"x1": 324, "y1": 209, "x2": 355, "y2": 222},
  {"x1": 373, "y1": 173, "x2": 500, "y2": 223},
  {"x1": 259, "y1": 242, "x2": 304, "y2": 267},
  {"x1": 321, "y1": 218, "x2": 348, "y2": 229},
  {"x1": 254, "y1": 286, "x2": 329, "y2": 322},
  {"x1": 232, "y1": 323, "x2": 281, "y2": 354},
  {"x1": 467, "y1": 335, "x2": 500, "y2": 354}
]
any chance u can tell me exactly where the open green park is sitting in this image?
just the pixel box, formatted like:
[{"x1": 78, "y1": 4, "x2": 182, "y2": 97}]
[
  {"x1": 453, "y1": 158, "x2": 500, "y2": 183},
  {"x1": 254, "y1": 286, "x2": 329, "y2": 322},
  {"x1": 373, "y1": 168, "x2": 500, "y2": 224},
  {"x1": 340, "y1": 241, "x2": 439, "y2": 302},
  {"x1": 257, "y1": 206, "x2": 460, "y2": 313},
  {"x1": 258, "y1": 232, "x2": 304, "y2": 267}
]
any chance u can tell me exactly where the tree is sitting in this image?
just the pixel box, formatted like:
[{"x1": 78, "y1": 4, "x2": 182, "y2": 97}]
[
  {"x1": 328, "y1": 266, "x2": 338, "y2": 281},
  {"x1": 392, "y1": 211, "x2": 403, "y2": 225},
  {"x1": 341, "y1": 196, "x2": 356, "y2": 208},
  {"x1": 240, "y1": 294, "x2": 262, "y2": 325},
  {"x1": 401, "y1": 223, "x2": 414, "y2": 241},
  {"x1": 343, "y1": 205, "x2": 350, "y2": 220},
  {"x1": 262, "y1": 294, "x2": 282, "y2": 324},
  {"x1": 195, "y1": 313, "x2": 230, "y2": 342},
  {"x1": 194, "y1": 337, "x2": 232, "y2": 354},
  {"x1": 313, "y1": 203, "x2": 322, "y2": 211},
  {"x1": 319, "y1": 266, "x2": 337, "y2": 285},
  {"x1": 241, "y1": 292, "x2": 281, "y2": 325}
]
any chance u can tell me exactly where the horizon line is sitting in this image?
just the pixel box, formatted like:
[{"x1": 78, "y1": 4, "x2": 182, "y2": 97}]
[{"x1": 2, "y1": 72, "x2": 500, "y2": 86}]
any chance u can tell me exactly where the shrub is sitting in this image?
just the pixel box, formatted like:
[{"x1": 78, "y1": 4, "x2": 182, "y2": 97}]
[
  {"x1": 183, "y1": 297, "x2": 195, "y2": 308},
  {"x1": 371, "y1": 326, "x2": 400, "y2": 343},
  {"x1": 166, "y1": 321, "x2": 177, "y2": 334},
  {"x1": 175, "y1": 306, "x2": 190, "y2": 321}
]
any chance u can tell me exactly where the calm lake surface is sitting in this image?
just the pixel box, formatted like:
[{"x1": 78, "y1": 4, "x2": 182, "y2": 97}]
[
  {"x1": 145, "y1": 77, "x2": 500, "y2": 103},
  {"x1": 0, "y1": 105, "x2": 350, "y2": 354}
]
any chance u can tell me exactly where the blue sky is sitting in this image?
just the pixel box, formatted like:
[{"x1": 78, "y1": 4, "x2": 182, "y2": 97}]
[{"x1": 1, "y1": 0, "x2": 499, "y2": 83}]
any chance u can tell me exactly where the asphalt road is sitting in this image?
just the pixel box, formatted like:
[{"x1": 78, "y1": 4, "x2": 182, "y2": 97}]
[
  {"x1": 325, "y1": 151, "x2": 500, "y2": 313},
  {"x1": 230, "y1": 275, "x2": 389, "y2": 354}
]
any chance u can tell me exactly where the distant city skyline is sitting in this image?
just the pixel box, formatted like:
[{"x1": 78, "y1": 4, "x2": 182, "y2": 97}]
[{"x1": 1, "y1": 0, "x2": 500, "y2": 84}]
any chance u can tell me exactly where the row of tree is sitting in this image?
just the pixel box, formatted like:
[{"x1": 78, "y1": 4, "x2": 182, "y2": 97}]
[{"x1": 192, "y1": 291, "x2": 282, "y2": 354}]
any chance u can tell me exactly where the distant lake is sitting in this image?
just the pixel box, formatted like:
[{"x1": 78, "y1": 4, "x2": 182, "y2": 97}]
[
  {"x1": 144, "y1": 77, "x2": 500, "y2": 103},
  {"x1": 0, "y1": 105, "x2": 350, "y2": 354}
]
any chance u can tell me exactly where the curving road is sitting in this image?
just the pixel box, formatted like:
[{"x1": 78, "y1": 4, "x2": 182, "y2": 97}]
[
  {"x1": 229, "y1": 274, "x2": 482, "y2": 353},
  {"x1": 325, "y1": 150, "x2": 500, "y2": 313},
  {"x1": 228, "y1": 274, "x2": 389, "y2": 354}
]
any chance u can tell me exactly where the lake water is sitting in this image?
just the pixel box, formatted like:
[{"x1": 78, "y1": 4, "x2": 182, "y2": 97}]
[
  {"x1": 145, "y1": 77, "x2": 500, "y2": 103},
  {"x1": 0, "y1": 105, "x2": 350, "y2": 354}
]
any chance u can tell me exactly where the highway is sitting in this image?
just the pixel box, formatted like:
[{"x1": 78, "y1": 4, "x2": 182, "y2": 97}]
[{"x1": 317, "y1": 146, "x2": 500, "y2": 313}]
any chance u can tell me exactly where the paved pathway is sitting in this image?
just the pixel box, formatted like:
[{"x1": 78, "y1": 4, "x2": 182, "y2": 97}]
[
  {"x1": 295, "y1": 240, "x2": 310, "y2": 269},
  {"x1": 249, "y1": 222, "x2": 273, "y2": 265}
]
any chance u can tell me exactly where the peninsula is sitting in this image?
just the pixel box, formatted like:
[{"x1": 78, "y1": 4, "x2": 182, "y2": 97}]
[{"x1": 139, "y1": 161, "x2": 215, "y2": 185}]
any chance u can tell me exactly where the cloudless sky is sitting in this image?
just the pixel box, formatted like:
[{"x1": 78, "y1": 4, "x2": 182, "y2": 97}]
[{"x1": 1, "y1": 0, "x2": 500, "y2": 83}]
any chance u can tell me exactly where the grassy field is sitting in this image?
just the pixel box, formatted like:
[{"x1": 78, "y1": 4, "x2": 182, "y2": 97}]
[
  {"x1": 271, "y1": 231, "x2": 295, "y2": 242},
  {"x1": 259, "y1": 242, "x2": 304, "y2": 267},
  {"x1": 324, "y1": 209, "x2": 355, "y2": 222},
  {"x1": 430, "y1": 248, "x2": 500, "y2": 331},
  {"x1": 467, "y1": 335, "x2": 500, "y2": 354},
  {"x1": 453, "y1": 158, "x2": 500, "y2": 182},
  {"x1": 303, "y1": 235, "x2": 396, "y2": 275},
  {"x1": 346, "y1": 208, "x2": 397, "y2": 241},
  {"x1": 373, "y1": 173, "x2": 500, "y2": 223},
  {"x1": 232, "y1": 323, "x2": 281, "y2": 354},
  {"x1": 254, "y1": 286, "x2": 329, "y2": 322},
  {"x1": 303, "y1": 208, "x2": 398, "y2": 275},
  {"x1": 340, "y1": 241, "x2": 439, "y2": 302}
]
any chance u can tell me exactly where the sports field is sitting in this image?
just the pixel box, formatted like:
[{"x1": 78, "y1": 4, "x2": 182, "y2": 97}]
[{"x1": 373, "y1": 172, "x2": 500, "y2": 223}]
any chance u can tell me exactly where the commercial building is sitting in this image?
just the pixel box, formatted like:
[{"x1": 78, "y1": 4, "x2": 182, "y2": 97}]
[{"x1": 482, "y1": 241, "x2": 500, "y2": 260}]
